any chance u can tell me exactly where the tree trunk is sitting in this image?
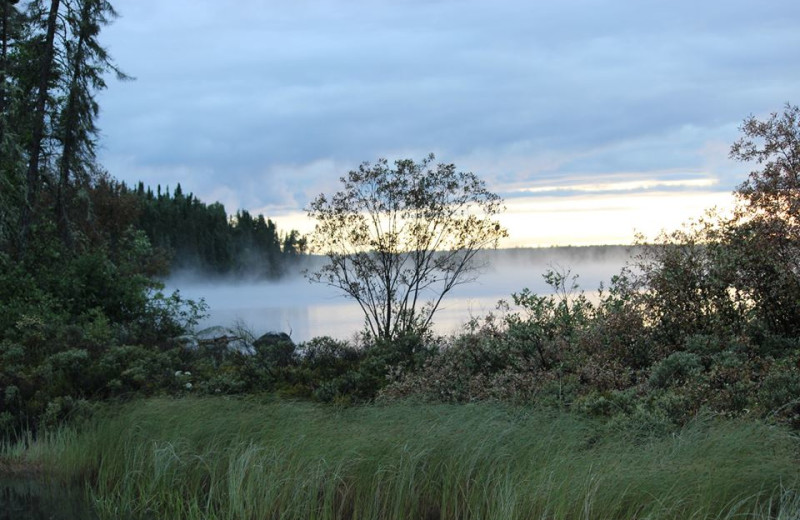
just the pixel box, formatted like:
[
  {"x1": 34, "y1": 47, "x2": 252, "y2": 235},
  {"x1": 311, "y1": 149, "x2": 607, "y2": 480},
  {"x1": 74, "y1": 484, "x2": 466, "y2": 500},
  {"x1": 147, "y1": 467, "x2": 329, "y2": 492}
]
[
  {"x1": 0, "y1": 0, "x2": 16, "y2": 143},
  {"x1": 19, "y1": 0, "x2": 61, "y2": 255},
  {"x1": 0, "y1": 1, "x2": 8, "y2": 140},
  {"x1": 56, "y1": 0, "x2": 92, "y2": 248}
]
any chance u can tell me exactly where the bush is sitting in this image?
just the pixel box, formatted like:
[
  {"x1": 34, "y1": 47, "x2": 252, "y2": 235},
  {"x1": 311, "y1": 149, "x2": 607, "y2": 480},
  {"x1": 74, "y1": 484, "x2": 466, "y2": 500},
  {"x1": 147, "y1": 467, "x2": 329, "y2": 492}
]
[
  {"x1": 0, "y1": 230, "x2": 206, "y2": 437},
  {"x1": 759, "y1": 358, "x2": 800, "y2": 427},
  {"x1": 648, "y1": 352, "x2": 703, "y2": 389}
]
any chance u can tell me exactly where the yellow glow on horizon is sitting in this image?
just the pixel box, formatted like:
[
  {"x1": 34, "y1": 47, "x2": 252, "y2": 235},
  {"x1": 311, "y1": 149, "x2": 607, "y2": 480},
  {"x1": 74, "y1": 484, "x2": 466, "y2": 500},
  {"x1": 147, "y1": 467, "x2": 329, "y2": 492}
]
[
  {"x1": 266, "y1": 190, "x2": 737, "y2": 249},
  {"x1": 499, "y1": 191, "x2": 736, "y2": 247},
  {"x1": 514, "y1": 177, "x2": 717, "y2": 195}
]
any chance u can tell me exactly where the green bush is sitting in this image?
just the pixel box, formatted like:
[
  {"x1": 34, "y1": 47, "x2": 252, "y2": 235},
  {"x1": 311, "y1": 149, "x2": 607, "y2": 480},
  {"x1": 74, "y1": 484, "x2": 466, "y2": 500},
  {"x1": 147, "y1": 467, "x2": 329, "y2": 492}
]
[
  {"x1": 759, "y1": 358, "x2": 800, "y2": 427},
  {"x1": 0, "y1": 230, "x2": 206, "y2": 437},
  {"x1": 648, "y1": 351, "x2": 703, "y2": 389}
]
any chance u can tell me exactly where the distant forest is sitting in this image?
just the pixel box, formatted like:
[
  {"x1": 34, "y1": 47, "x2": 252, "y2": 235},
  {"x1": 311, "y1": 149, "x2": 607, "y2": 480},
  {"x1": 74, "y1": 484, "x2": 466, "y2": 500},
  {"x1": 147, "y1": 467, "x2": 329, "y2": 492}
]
[{"x1": 100, "y1": 179, "x2": 307, "y2": 278}]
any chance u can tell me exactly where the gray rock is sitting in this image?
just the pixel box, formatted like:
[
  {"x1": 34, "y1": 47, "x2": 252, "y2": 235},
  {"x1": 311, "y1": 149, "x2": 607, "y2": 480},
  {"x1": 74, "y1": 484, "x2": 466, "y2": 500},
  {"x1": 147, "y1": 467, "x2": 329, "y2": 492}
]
[{"x1": 253, "y1": 332, "x2": 293, "y2": 348}]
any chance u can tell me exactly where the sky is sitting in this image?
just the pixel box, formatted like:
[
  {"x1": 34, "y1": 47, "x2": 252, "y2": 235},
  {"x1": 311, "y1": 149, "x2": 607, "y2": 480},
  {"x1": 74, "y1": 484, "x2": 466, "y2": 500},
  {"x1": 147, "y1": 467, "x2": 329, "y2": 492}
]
[{"x1": 95, "y1": 0, "x2": 800, "y2": 247}]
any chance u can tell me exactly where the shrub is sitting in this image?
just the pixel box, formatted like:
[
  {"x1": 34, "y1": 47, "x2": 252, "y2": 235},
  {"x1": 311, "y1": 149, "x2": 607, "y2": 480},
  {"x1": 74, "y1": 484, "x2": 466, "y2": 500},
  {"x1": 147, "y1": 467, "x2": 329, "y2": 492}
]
[
  {"x1": 759, "y1": 358, "x2": 800, "y2": 427},
  {"x1": 648, "y1": 352, "x2": 703, "y2": 389}
]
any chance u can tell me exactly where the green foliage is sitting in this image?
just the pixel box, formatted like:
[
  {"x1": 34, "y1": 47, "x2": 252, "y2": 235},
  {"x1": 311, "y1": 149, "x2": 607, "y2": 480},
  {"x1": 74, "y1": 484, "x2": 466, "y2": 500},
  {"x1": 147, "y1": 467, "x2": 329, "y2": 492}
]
[
  {"x1": 383, "y1": 316, "x2": 545, "y2": 404},
  {"x1": 648, "y1": 351, "x2": 703, "y2": 389},
  {"x1": 728, "y1": 103, "x2": 800, "y2": 336},
  {"x1": 0, "y1": 226, "x2": 206, "y2": 437},
  {"x1": 382, "y1": 231, "x2": 800, "y2": 426},
  {"x1": 291, "y1": 337, "x2": 363, "y2": 402},
  {"x1": 506, "y1": 269, "x2": 594, "y2": 371},
  {"x1": 251, "y1": 333, "x2": 296, "y2": 370},
  {"x1": 383, "y1": 270, "x2": 628, "y2": 406},
  {"x1": 758, "y1": 355, "x2": 800, "y2": 428},
  {"x1": 155, "y1": 331, "x2": 441, "y2": 405},
  {"x1": 630, "y1": 219, "x2": 745, "y2": 348},
  {"x1": 0, "y1": 0, "x2": 216, "y2": 436}
]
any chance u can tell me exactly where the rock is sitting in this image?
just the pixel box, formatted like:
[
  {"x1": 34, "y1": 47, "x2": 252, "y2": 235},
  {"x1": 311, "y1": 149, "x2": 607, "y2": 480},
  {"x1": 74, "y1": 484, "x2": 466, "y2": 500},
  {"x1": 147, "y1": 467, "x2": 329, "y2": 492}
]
[
  {"x1": 253, "y1": 332, "x2": 293, "y2": 348},
  {"x1": 181, "y1": 326, "x2": 254, "y2": 355},
  {"x1": 252, "y1": 332, "x2": 295, "y2": 367}
]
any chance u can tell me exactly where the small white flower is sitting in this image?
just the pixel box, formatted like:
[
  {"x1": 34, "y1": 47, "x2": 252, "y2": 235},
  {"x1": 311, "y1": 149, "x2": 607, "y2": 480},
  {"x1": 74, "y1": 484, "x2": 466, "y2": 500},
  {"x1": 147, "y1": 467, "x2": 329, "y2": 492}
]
[
  {"x1": 175, "y1": 371, "x2": 183, "y2": 377},
  {"x1": 184, "y1": 371, "x2": 191, "y2": 377},
  {"x1": 185, "y1": 382, "x2": 193, "y2": 390}
]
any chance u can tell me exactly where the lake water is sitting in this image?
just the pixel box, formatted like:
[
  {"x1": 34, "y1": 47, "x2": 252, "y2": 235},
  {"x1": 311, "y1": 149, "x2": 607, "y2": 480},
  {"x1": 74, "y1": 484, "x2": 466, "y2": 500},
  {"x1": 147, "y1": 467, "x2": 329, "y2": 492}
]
[
  {"x1": 0, "y1": 477, "x2": 98, "y2": 520},
  {"x1": 168, "y1": 246, "x2": 633, "y2": 343}
]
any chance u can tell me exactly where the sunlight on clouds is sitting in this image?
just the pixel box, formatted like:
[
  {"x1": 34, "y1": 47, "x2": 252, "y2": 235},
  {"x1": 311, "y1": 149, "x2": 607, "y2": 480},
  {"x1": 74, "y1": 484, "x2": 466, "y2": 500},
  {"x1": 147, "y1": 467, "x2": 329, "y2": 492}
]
[
  {"x1": 271, "y1": 210, "x2": 316, "y2": 237},
  {"x1": 269, "y1": 190, "x2": 736, "y2": 249},
  {"x1": 499, "y1": 191, "x2": 736, "y2": 247},
  {"x1": 512, "y1": 177, "x2": 717, "y2": 194}
]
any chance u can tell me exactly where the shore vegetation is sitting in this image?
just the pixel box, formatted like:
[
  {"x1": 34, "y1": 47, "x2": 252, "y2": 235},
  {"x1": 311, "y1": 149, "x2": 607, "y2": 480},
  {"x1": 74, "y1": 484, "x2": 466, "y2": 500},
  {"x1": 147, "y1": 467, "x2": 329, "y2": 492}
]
[{"x1": 5, "y1": 397, "x2": 798, "y2": 520}]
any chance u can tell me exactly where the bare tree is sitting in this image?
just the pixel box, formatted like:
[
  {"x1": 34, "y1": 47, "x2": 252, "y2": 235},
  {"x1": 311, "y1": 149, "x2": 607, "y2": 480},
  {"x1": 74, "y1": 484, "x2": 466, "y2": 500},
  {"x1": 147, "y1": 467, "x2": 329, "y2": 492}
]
[{"x1": 306, "y1": 154, "x2": 507, "y2": 341}]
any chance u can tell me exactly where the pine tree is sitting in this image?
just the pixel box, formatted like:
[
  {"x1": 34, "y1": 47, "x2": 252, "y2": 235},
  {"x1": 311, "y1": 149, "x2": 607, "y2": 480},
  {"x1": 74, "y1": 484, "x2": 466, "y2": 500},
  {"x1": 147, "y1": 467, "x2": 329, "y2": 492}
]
[
  {"x1": 18, "y1": 0, "x2": 61, "y2": 254},
  {"x1": 4, "y1": 0, "x2": 125, "y2": 255},
  {"x1": 0, "y1": 0, "x2": 24, "y2": 247},
  {"x1": 54, "y1": 0, "x2": 127, "y2": 246}
]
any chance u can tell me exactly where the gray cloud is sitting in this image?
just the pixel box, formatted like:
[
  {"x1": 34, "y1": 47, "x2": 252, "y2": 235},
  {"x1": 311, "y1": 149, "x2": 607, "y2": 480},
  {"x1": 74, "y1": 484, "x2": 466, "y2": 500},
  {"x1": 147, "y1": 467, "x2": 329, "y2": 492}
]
[{"x1": 97, "y1": 0, "x2": 800, "y2": 225}]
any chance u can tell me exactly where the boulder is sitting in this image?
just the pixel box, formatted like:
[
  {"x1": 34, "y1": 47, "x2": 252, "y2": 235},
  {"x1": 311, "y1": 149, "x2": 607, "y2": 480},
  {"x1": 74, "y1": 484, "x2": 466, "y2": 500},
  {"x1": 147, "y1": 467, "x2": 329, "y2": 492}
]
[
  {"x1": 253, "y1": 332, "x2": 293, "y2": 348},
  {"x1": 253, "y1": 332, "x2": 295, "y2": 367}
]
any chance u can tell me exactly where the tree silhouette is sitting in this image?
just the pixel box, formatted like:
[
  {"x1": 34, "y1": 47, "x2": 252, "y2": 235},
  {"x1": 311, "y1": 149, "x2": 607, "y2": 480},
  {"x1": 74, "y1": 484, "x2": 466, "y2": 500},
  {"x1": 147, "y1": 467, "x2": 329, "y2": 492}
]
[{"x1": 307, "y1": 154, "x2": 506, "y2": 340}]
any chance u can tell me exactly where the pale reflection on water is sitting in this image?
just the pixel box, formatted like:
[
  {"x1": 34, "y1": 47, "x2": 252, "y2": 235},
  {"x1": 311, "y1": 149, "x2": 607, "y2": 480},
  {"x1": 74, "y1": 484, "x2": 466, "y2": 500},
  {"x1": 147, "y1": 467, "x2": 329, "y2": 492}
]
[
  {"x1": 169, "y1": 247, "x2": 632, "y2": 343},
  {"x1": 196, "y1": 295, "x2": 508, "y2": 343}
]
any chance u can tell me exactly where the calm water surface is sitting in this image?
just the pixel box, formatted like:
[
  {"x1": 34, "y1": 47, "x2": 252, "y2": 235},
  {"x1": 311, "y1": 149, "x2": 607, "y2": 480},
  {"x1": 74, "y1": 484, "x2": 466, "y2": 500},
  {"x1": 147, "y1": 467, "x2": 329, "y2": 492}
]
[
  {"x1": 170, "y1": 246, "x2": 633, "y2": 343},
  {"x1": 0, "y1": 477, "x2": 98, "y2": 520}
]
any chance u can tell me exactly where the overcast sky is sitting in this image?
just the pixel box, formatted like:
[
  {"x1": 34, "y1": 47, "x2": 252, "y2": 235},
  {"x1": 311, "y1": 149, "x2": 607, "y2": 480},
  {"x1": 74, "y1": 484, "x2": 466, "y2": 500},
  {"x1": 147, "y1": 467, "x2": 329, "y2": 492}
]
[{"x1": 96, "y1": 0, "x2": 800, "y2": 246}]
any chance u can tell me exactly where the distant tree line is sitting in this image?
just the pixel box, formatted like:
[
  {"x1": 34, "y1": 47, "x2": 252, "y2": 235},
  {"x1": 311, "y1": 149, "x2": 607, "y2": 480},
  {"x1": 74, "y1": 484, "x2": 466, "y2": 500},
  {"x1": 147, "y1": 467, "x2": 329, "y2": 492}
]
[{"x1": 132, "y1": 181, "x2": 307, "y2": 278}]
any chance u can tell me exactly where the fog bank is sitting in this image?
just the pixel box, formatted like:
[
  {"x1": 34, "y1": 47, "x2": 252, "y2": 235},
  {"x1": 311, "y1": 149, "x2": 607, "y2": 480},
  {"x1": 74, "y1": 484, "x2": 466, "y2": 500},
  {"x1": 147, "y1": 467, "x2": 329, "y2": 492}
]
[{"x1": 167, "y1": 246, "x2": 634, "y2": 343}]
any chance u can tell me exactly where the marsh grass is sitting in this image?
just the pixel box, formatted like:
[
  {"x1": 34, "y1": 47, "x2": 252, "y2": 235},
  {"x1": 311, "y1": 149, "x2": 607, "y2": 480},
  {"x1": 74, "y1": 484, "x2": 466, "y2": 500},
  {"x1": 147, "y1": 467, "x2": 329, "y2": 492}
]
[{"x1": 10, "y1": 397, "x2": 800, "y2": 519}]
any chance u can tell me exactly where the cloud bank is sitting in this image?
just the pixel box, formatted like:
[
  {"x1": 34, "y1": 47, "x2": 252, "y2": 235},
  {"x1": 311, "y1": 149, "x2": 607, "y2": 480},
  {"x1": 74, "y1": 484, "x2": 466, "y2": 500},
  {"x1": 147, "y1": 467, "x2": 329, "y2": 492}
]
[{"x1": 97, "y1": 0, "x2": 800, "y2": 245}]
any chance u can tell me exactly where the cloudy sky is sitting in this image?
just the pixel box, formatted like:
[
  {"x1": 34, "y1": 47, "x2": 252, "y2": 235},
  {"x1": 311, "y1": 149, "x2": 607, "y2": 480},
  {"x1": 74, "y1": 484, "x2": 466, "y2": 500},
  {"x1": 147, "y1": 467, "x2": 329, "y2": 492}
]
[{"x1": 96, "y1": 0, "x2": 800, "y2": 247}]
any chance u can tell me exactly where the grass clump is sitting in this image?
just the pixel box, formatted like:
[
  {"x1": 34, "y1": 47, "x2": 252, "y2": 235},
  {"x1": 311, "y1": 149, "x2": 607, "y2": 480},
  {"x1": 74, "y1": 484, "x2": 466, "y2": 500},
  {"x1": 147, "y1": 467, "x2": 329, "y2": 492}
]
[{"x1": 17, "y1": 397, "x2": 800, "y2": 520}]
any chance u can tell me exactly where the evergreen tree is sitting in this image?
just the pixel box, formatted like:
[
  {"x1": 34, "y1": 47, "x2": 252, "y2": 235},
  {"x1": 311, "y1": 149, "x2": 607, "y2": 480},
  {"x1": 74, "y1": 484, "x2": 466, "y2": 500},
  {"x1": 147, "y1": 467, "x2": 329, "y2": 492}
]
[
  {"x1": 54, "y1": 0, "x2": 127, "y2": 246},
  {"x1": 131, "y1": 184, "x2": 304, "y2": 278},
  {"x1": 0, "y1": 0, "x2": 24, "y2": 246},
  {"x1": 1, "y1": 0, "x2": 124, "y2": 255},
  {"x1": 18, "y1": 0, "x2": 61, "y2": 254}
]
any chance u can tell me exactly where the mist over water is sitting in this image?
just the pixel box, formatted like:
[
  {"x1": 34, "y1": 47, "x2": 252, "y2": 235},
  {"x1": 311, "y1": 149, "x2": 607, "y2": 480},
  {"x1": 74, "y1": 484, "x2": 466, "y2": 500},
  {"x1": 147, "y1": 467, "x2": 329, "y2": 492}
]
[{"x1": 167, "y1": 246, "x2": 634, "y2": 343}]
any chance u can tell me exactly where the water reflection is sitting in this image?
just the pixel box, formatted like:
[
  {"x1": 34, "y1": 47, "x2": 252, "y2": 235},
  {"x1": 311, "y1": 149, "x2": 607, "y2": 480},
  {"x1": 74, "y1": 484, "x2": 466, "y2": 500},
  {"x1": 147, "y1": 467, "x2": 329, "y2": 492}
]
[
  {"x1": 0, "y1": 477, "x2": 98, "y2": 520},
  {"x1": 171, "y1": 246, "x2": 633, "y2": 343}
]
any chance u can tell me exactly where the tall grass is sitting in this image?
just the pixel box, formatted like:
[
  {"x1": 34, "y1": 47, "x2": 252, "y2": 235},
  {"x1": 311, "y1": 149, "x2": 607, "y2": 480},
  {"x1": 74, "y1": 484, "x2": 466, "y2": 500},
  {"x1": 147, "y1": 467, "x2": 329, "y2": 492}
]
[{"x1": 15, "y1": 397, "x2": 800, "y2": 519}]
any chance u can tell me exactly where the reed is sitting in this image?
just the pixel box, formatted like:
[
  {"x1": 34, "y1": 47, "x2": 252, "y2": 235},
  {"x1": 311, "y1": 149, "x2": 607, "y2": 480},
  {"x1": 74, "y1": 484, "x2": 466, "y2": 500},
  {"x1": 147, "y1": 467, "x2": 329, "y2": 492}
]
[{"x1": 14, "y1": 397, "x2": 800, "y2": 520}]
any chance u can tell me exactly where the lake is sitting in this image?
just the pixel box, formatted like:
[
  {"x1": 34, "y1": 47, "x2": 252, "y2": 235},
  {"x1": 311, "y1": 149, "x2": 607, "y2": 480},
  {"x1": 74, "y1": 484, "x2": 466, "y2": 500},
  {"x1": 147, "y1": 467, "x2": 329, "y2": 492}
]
[
  {"x1": 0, "y1": 476, "x2": 98, "y2": 520},
  {"x1": 168, "y1": 246, "x2": 634, "y2": 343}
]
